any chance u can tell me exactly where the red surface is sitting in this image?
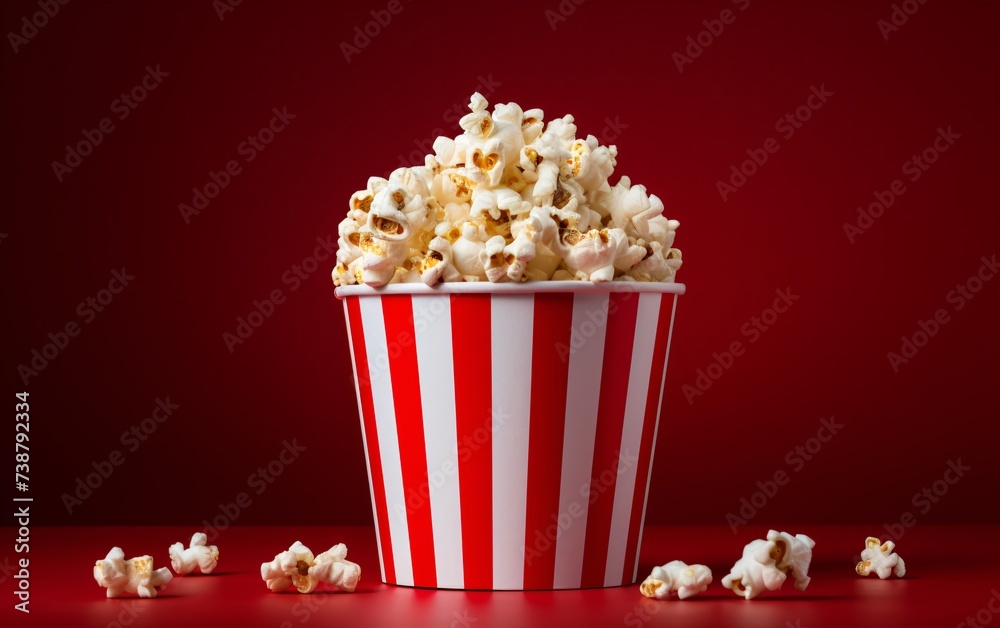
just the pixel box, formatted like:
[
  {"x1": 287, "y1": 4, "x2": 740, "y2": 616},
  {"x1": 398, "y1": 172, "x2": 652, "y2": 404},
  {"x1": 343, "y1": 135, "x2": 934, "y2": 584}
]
[
  {"x1": 3, "y1": 525, "x2": 997, "y2": 627},
  {"x1": 2, "y1": 0, "x2": 998, "y2": 528}
]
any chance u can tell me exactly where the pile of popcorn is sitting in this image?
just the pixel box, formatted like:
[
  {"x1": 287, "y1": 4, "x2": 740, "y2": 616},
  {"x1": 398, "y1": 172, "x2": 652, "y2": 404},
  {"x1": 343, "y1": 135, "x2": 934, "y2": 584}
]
[{"x1": 332, "y1": 93, "x2": 683, "y2": 287}]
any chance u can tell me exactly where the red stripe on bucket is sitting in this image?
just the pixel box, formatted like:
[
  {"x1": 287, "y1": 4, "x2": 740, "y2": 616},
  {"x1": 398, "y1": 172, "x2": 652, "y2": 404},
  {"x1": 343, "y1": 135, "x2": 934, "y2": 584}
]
[
  {"x1": 580, "y1": 291, "x2": 640, "y2": 588},
  {"x1": 522, "y1": 293, "x2": 575, "y2": 589},
  {"x1": 451, "y1": 294, "x2": 493, "y2": 590},
  {"x1": 381, "y1": 294, "x2": 437, "y2": 587},
  {"x1": 621, "y1": 294, "x2": 674, "y2": 584},
  {"x1": 346, "y1": 297, "x2": 396, "y2": 584}
]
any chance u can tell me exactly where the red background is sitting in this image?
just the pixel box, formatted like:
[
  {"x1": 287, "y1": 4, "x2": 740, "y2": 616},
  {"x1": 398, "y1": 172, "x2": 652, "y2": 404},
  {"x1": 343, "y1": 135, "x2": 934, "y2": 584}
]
[{"x1": 3, "y1": 0, "x2": 997, "y2": 533}]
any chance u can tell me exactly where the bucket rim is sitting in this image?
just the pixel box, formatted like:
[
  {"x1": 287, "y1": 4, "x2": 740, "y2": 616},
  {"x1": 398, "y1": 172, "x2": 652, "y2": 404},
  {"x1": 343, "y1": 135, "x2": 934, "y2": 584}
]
[{"x1": 335, "y1": 281, "x2": 686, "y2": 299}]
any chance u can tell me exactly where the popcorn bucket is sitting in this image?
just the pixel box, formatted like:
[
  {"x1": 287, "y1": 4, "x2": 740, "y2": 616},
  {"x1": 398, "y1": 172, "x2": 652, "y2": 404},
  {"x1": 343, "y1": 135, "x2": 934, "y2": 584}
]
[{"x1": 336, "y1": 281, "x2": 685, "y2": 590}]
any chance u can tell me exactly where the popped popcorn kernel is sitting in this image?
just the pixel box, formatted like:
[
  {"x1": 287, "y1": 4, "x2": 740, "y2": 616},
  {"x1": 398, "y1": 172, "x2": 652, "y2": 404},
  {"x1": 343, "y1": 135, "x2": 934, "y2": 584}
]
[{"x1": 332, "y1": 95, "x2": 684, "y2": 288}]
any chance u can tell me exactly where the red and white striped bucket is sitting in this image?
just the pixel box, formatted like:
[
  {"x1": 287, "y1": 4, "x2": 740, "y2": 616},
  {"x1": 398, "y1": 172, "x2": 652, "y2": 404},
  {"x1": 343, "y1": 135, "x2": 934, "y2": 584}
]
[{"x1": 336, "y1": 281, "x2": 685, "y2": 590}]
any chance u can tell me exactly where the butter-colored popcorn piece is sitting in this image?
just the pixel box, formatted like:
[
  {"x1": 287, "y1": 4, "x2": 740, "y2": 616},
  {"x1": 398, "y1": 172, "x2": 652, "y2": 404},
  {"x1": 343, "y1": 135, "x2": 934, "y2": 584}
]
[
  {"x1": 520, "y1": 107, "x2": 545, "y2": 144},
  {"x1": 628, "y1": 242, "x2": 682, "y2": 283},
  {"x1": 261, "y1": 541, "x2": 360, "y2": 594},
  {"x1": 336, "y1": 215, "x2": 364, "y2": 267},
  {"x1": 359, "y1": 184, "x2": 420, "y2": 287},
  {"x1": 169, "y1": 533, "x2": 219, "y2": 576},
  {"x1": 599, "y1": 177, "x2": 666, "y2": 241},
  {"x1": 459, "y1": 92, "x2": 493, "y2": 139},
  {"x1": 468, "y1": 137, "x2": 507, "y2": 188},
  {"x1": 451, "y1": 223, "x2": 488, "y2": 280},
  {"x1": 608, "y1": 228, "x2": 647, "y2": 272},
  {"x1": 470, "y1": 188, "x2": 499, "y2": 221},
  {"x1": 432, "y1": 136, "x2": 459, "y2": 168},
  {"x1": 310, "y1": 544, "x2": 362, "y2": 593},
  {"x1": 437, "y1": 167, "x2": 480, "y2": 204},
  {"x1": 722, "y1": 530, "x2": 815, "y2": 600},
  {"x1": 640, "y1": 560, "x2": 713, "y2": 600},
  {"x1": 481, "y1": 235, "x2": 511, "y2": 283},
  {"x1": 419, "y1": 236, "x2": 462, "y2": 286},
  {"x1": 389, "y1": 166, "x2": 433, "y2": 200},
  {"x1": 569, "y1": 137, "x2": 617, "y2": 194},
  {"x1": 555, "y1": 229, "x2": 618, "y2": 282},
  {"x1": 94, "y1": 547, "x2": 172, "y2": 598},
  {"x1": 504, "y1": 211, "x2": 547, "y2": 282},
  {"x1": 521, "y1": 245, "x2": 558, "y2": 281},
  {"x1": 856, "y1": 537, "x2": 905, "y2": 579}
]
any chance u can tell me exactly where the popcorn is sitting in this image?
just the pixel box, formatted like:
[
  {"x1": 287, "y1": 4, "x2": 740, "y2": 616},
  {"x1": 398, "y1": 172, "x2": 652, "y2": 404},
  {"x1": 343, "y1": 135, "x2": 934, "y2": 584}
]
[
  {"x1": 639, "y1": 561, "x2": 713, "y2": 600},
  {"x1": 722, "y1": 530, "x2": 815, "y2": 600},
  {"x1": 93, "y1": 547, "x2": 173, "y2": 598},
  {"x1": 332, "y1": 94, "x2": 684, "y2": 287},
  {"x1": 261, "y1": 541, "x2": 361, "y2": 594},
  {"x1": 450, "y1": 223, "x2": 488, "y2": 280},
  {"x1": 168, "y1": 532, "x2": 219, "y2": 575},
  {"x1": 856, "y1": 537, "x2": 906, "y2": 579}
]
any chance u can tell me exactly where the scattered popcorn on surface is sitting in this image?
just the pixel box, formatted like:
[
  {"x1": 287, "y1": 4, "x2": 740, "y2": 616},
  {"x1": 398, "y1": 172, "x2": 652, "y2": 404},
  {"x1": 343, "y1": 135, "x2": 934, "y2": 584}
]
[
  {"x1": 332, "y1": 94, "x2": 683, "y2": 288},
  {"x1": 93, "y1": 547, "x2": 173, "y2": 598},
  {"x1": 722, "y1": 530, "x2": 815, "y2": 600},
  {"x1": 169, "y1": 532, "x2": 220, "y2": 575},
  {"x1": 261, "y1": 541, "x2": 361, "y2": 593},
  {"x1": 856, "y1": 537, "x2": 906, "y2": 579},
  {"x1": 640, "y1": 560, "x2": 713, "y2": 600}
]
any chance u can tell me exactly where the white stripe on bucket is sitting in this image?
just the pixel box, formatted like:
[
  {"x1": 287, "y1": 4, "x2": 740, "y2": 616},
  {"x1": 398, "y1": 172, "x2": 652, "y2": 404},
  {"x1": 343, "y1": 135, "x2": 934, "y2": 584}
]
[
  {"x1": 359, "y1": 296, "x2": 414, "y2": 586},
  {"x1": 604, "y1": 292, "x2": 661, "y2": 586},
  {"x1": 411, "y1": 295, "x2": 464, "y2": 589},
  {"x1": 490, "y1": 294, "x2": 535, "y2": 590},
  {"x1": 344, "y1": 300, "x2": 386, "y2": 581},
  {"x1": 633, "y1": 294, "x2": 678, "y2": 581},
  {"x1": 552, "y1": 292, "x2": 609, "y2": 589}
]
